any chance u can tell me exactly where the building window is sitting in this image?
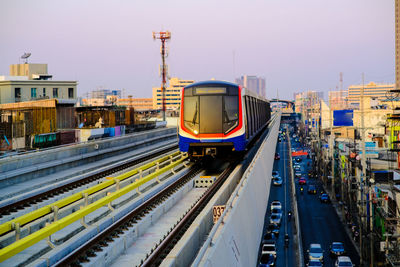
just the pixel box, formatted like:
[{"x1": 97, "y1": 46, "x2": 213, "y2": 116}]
[
  {"x1": 68, "y1": 88, "x2": 74, "y2": 98},
  {"x1": 31, "y1": 88, "x2": 37, "y2": 98},
  {"x1": 53, "y1": 88, "x2": 58, "y2": 98},
  {"x1": 43, "y1": 88, "x2": 46, "y2": 97},
  {"x1": 15, "y1": 88, "x2": 21, "y2": 100}
]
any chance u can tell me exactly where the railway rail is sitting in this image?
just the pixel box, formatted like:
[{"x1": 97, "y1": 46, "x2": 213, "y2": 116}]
[
  {"x1": 0, "y1": 149, "x2": 186, "y2": 263},
  {"x1": 0, "y1": 144, "x2": 177, "y2": 221}
]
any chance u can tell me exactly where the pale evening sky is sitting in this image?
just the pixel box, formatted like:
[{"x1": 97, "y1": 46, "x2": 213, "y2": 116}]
[{"x1": 0, "y1": 0, "x2": 395, "y2": 100}]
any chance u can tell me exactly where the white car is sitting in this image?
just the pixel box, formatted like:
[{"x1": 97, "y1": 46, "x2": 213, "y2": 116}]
[
  {"x1": 308, "y1": 243, "x2": 324, "y2": 262},
  {"x1": 273, "y1": 176, "x2": 283, "y2": 186},
  {"x1": 335, "y1": 256, "x2": 353, "y2": 267},
  {"x1": 261, "y1": 242, "x2": 277, "y2": 256},
  {"x1": 271, "y1": 200, "x2": 282, "y2": 210}
]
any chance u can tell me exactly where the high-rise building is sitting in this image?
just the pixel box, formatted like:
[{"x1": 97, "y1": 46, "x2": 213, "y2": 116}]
[
  {"x1": 329, "y1": 90, "x2": 348, "y2": 110},
  {"x1": 235, "y1": 75, "x2": 266, "y2": 98},
  {"x1": 152, "y1": 77, "x2": 194, "y2": 110},
  {"x1": 347, "y1": 82, "x2": 394, "y2": 108}
]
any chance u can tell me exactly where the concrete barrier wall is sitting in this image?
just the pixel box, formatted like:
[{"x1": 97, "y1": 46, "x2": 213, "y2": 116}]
[
  {"x1": 0, "y1": 128, "x2": 177, "y2": 173},
  {"x1": 194, "y1": 114, "x2": 281, "y2": 266}
]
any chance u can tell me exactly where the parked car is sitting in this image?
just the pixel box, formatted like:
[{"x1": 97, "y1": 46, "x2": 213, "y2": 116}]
[
  {"x1": 267, "y1": 223, "x2": 280, "y2": 236},
  {"x1": 299, "y1": 178, "x2": 307, "y2": 185},
  {"x1": 295, "y1": 171, "x2": 302, "y2": 178},
  {"x1": 294, "y1": 164, "x2": 301, "y2": 171},
  {"x1": 275, "y1": 153, "x2": 280, "y2": 160},
  {"x1": 320, "y1": 193, "x2": 330, "y2": 203},
  {"x1": 273, "y1": 176, "x2": 283, "y2": 186},
  {"x1": 271, "y1": 200, "x2": 282, "y2": 210},
  {"x1": 258, "y1": 253, "x2": 276, "y2": 267},
  {"x1": 330, "y1": 242, "x2": 345, "y2": 256},
  {"x1": 308, "y1": 243, "x2": 324, "y2": 262},
  {"x1": 270, "y1": 213, "x2": 282, "y2": 225},
  {"x1": 272, "y1": 171, "x2": 279, "y2": 177},
  {"x1": 335, "y1": 256, "x2": 353, "y2": 266},
  {"x1": 307, "y1": 259, "x2": 323, "y2": 266},
  {"x1": 308, "y1": 185, "x2": 317, "y2": 194},
  {"x1": 295, "y1": 157, "x2": 302, "y2": 162},
  {"x1": 262, "y1": 232, "x2": 277, "y2": 242},
  {"x1": 261, "y1": 241, "x2": 277, "y2": 256}
]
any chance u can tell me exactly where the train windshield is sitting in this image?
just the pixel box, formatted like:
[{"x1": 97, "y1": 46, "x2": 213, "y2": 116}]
[{"x1": 183, "y1": 86, "x2": 239, "y2": 135}]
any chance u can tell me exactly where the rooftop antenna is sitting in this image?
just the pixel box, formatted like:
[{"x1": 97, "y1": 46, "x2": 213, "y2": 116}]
[
  {"x1": 21, "y1": 52, "x2": 31, "y2": 64},
  {"x1": 153, "y1": 31, "x2": 171, "y2": 121}
]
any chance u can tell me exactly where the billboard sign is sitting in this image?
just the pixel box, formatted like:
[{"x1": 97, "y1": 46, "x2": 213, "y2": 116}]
[{"x1": 333, "y1": 110, "x2": 354, "y2": 126}]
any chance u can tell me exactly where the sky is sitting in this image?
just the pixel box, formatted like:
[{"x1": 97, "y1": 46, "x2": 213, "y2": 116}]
[{"x1": 0, "y1": 0, "x2": 395, "y2": 100}]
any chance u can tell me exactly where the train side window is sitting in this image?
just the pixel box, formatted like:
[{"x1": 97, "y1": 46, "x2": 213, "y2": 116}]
[{"x1": 244, "y1": 96, "x2": 250, "y2": 139}]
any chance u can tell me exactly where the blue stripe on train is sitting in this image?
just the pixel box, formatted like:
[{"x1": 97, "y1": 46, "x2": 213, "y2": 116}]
[{"x1": 178, "y1": 134, "x2": 247, "y2": 152}]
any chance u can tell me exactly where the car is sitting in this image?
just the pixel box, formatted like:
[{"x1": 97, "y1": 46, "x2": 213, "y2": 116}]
[
  {"x1": 295, "y1": 171, "x2": 302, "y2": 178},
  {"x1": 330, "y1": 242, "x2": 345, "y2": 256},
  {"x1": 267, "y1": 223, "x2": 280, "y2": 236},
  {"x1": 272, "y1": 171, "x2": 279, "y2": 177},
  {"x1": 275, "y1": 153, "x2": 280, "y2": 160},
  {"x1": 295, "y1": 157, "x2": 302, "y2": 162},
  {"x1": 273, "y1": 176, "x2": 283, "y2": 186},
  {"x1": 270, "y1": 213, "x2": 282, "y2": 225},
  {"x1": 258, "y1": 253, "x2": 275, "y2": 267},
  {"x1": 271, "y1": 200, "x2": 282, "y2": 210},
  {"x1": 320, "y1": 193, "x2": 330, "y2": 203},
  {"x1": 308, "y1": 243, "x2": 324, "y2": 262},
  {"x1": 261, "y1": 241, "x2": 277, "y2": 256},
  {"x1": 271, "y1": 207, "x2": 282, "y2": 215},
  {"x1": 307, "y1": 259, "x2": 323, "y2": 266},
  {"x1": 335, "y1": 256, "x2": 353, "y2": 266},
  {"x1": 308, "y1": 185, "x2": 317, "y2": 194},
  {"x1": 294, "y1": 164, "x2": 301, "y2": 171},
  {"x1": 299, "y1": 178, "x2": 307, "y2": 185},
  {"x1": 262, "y1": 232, "x2": 277, "y2": 242},
  {"x1": 278, "y1": 138, "x2": 282, "y2": 142}
]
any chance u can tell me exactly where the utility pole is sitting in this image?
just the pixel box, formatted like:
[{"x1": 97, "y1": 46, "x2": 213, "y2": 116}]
[
  {"x1": 360, "y1": 73, "x2": 367, "y2": 266},
  {"x1": 153, "y1": 31, "x2": 171, "y2": 121},
  {"x1": 330, "y1": 93, "x2": 335, "y2": 198}
]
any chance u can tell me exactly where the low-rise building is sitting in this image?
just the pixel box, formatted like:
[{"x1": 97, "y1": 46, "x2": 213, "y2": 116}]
[{"x1": 0, "y1": 63, "x2": 77, "y2": 104}]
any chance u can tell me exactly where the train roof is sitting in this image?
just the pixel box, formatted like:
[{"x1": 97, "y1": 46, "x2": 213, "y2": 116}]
[
  {"x1": 184, "y1": 80, "x2": 238, "y2": 88},
  {"x1": 184, "y1": 80, "x2": 268, "y2": 102}
]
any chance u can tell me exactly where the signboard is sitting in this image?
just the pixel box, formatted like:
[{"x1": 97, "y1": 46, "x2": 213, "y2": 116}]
[
  {"x1": 213, "y1": 205, "x2": 226, "y2": 223},
  {"x1": 292, "y1": 151, "x2": 308, "y2": 156},
  {"x1": 333, "y1": 110, "x2": 354, "y2": 126}
]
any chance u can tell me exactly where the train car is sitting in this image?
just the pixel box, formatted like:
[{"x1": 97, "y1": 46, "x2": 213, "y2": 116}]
[{"x1": 178, "y1": 80, "x2": 271, "y2": 158}]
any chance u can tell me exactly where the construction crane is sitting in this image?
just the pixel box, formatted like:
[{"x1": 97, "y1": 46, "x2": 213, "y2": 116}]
[{"x1": 152, "y1": 31, "x2": 171, "y2": 121}]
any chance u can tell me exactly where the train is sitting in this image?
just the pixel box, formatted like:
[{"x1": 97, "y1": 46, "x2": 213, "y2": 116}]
[{"x1": 178, "y1": 80, "x2": 271, "y2": 158}]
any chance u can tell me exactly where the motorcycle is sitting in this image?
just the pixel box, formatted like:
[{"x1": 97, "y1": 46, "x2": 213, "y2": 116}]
[
  {"x1": 288, "y1": 211, "x2": 292, "y2": 221},
  {"x1": 284, "y1": 234, "x2": 289, "y2": 248},
  {"x1": 300, "y1": 187, "x2": 304, "y2": 194}
]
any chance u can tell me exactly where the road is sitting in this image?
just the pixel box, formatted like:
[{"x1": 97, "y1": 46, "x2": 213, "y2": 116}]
[
  {"x1": 258, "y1": 132, "x2": 295, "y2": 266},
  {"x1": 291, "y1": 135, "x2": 360, "y2": 266}
]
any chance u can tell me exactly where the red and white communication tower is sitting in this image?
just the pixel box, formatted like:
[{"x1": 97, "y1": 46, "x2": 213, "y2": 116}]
[{"x1": 152, "y1": 31, "x2": 171, "y2": 121}]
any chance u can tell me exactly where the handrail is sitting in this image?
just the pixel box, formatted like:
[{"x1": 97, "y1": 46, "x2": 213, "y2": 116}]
[
  {"x1": 0, "y1": 151, "x2": 181, "y2": 236},
  {"x1": 0, "y1": 153, "x2": 187, "y2": 262}
]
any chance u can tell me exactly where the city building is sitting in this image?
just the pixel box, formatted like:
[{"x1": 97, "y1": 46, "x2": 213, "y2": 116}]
[
  {"x1": 235, "y1": 75, "x2": 266, "y2": 98},
  {"x1": 91, "y1": 89, "x2": 121, "y2": 99},
  {"x1": 347, "y1": 82, "x2": 394, "y2": 108},
  {"x1": 152, "y1": 77, "x2": 194, "y2": 110},
  {"x1": 117, "y1": 97, "x2": 153, "y2": 111},
  {"x1": 329, "y1": 90, "x2": 348, "y2": 110},
  {"x1": 0, "y1": 63, "x2": 77, "y2": 104}
]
